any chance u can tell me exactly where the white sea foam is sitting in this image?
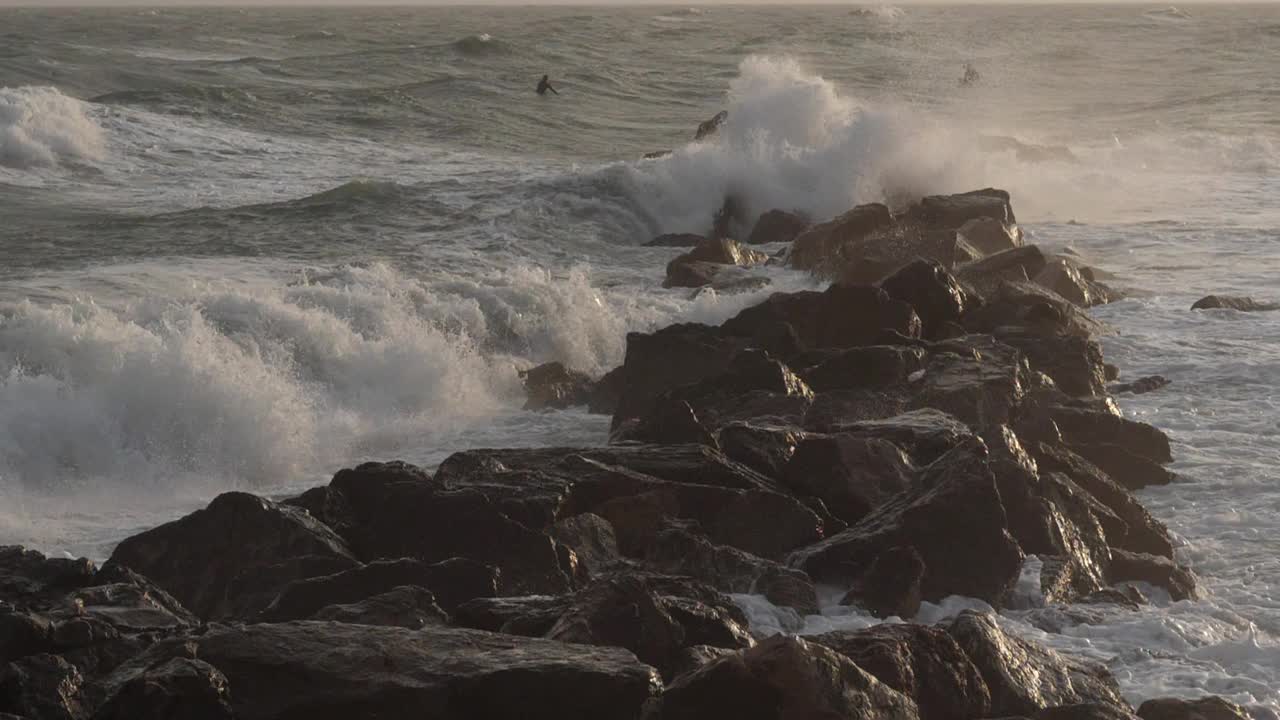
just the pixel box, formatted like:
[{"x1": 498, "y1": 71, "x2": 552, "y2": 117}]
[{"x1": 0, "y1": 86, "x2": 105, "y2": 169}]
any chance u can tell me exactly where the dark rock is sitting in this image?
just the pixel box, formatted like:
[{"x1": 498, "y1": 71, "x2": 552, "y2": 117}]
[
  {"x1": 746, "y1": 210, "x2": 809, "y2": 245},
  {"x1": 783, "y1": 435, "x2": 915, "y2": 523},
  {"x1": 790, "y1": 442, "x2": 1024, "y2": 606},
  {"x1": 909, "y1": 188, "x2": 1017, "y2": 229},
  {"x1": 106, "y1": 492, "x2": 357, "y2": 620},
  {"x1": 811, "y1": 623, "x2": 991, "y2": 720},
  {"x1": 1067, "y1": 442, "x2": 1176, "y2": 491},
  {"x1": 643, "y1": 150, "x2": 672, "y2": 160},
  {"x1": 90, "y1": 658, "x2": 233, "y2": 720},
  {"x1": 0, "y1": 547, "x2": 96, "y2": 612},
  {"x1": 312, "y1": 586, "x2": 449, "y2": 628},
  {"x1": 994, "y1": 327, "x2": 1107, "y2": 397},
  {"x1": 1137, "y1": 696, "x2": 1251, "y2": 720},
  {"x1": 695, "y1": 110, "x2": 728, "y2": 141},
  {"x1": 833, "y1": 224, "x2": 982, "y2": 285},
  {"x1": 881, "y1": 259, "x2": 973, "y2": 339},
  {"x1": 520, "y1": 361, "x2": 595, "y2": 410},
  {"x1": 947, "y1": 611, "x2": 1128, "y2": 716},
  {"x1": 653, "y1": 634, "x2": 919, "y2": 720},
  {"x1": 1035, "y1": 259, "x2": 1116, "y2": 308},
  {"x1": 1111, "y1": 376, "x2": 1170, "y2": 395},
  {"x1": 1109, "y1": 550, "x2": 1197, "y2": 600},
  {"x1": 101, "y1": 621, "x2": 662, "y2": 720},
  {"x1": 799, "y1": 345, "x2": 926, "y2": 392},
  {"x1": 645, "y1": 524, "x2": 818, "y2": 613},
  {"x1": 957, "y1": 216, "x2": 1022, "y2": 255},
  {"x1": 668, "y1": 645, "x2": 736, "y2": 680},
  {"x1": 550, "y1": 513, "x2": 622, "y2": 580},
  {"x1": 0, "y1": 654, "x2": 85, "y2": 720},
  {"x1": 611, "y1": 323, "x2": 745, "y2": 427},
  {"x1": 452, "y1": 595, "x2": 566, "y2": 636},
  {"x1": 965, "y1": 280, "x2": 1106, "y2": 340},
  {"x1": 788, "y1": 203, "x2": 894, "y2": 273},
  {"x1": 67, "y1": 565, "x2": 198, "y2": 634},
  {"x1": 839, "y1": 545, "x2": 925, "y2": 619},
  {"x1": 717, "y1": 422, "x2": 806, "y2": 480},
  {"x1": 588, "y1": 365, "x2": 625, "y2": 415},
  {"x1": 1036, "y1": 704, "x2": 1141, "y2": 720},
  {"x1": 1190, "y1": 295, "x2": 1279, "y2": 312},
  {"x1": 261, "y1": 557, "x2": 496, "y2": 621},
  {"x1": 910, "y1": 336, "x2": 1030, "y2": 432},
  {"x1": 646, "y1": 233, "x2": 705, "y2": 247},
  {"x1": 831, "y1": 409, "x2": 976, "y2": 465},
  {"x1": 610, "y1": 398, "x2": 718, "y2": 448},
  {"x1": 803, "y1": 389, "x2": 911, "y2": 431},
  {"x1": 957, "y1": 246, "x2": 1049, "y2": 296},
  {"x1": 0, "y1": 611, "x2": 53, "y2": 663},
  {"x1": 1082, "y1": 587, "x2": 1148, "y2": 610},
  {"x1": 1049, "y1": 408, "x2": 1173, "y2": 465},
  {"x1": 652, "y1": 350, "x2": 814, "y2": 432},
  {"x1": 722, "y1": 284, "x2": 922, "y2": 351}
]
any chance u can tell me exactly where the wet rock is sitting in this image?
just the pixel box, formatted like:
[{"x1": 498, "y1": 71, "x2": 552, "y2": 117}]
[
  {"x1": 1082, "y1": 586, "x2": 1148, "y2": 610},
  {"x1": 645, "y1": 524, "x2": 819, "y2": 613},
  {"x1": 588, "y1": 365, "x2": 625, "y2": 415},
  {"x1": 798, "y1": 345, "x2": 926, "y2": 392},
  {"x1": 830, "y1": 224, "x2": 980, "y2": 285},
  {"x1": 653, "y1": 634, "x2": 920, "y2": 720},
  {"x1": 645, "y1": 233, "x2": 705, "y2": 247},
  {"x1": 965, "y1": 280, "x2": 1106, "y2": 339},
  {"x1": 261, "y1": 557, "x2": 497, "y2": 621},
  {"x1": 803, "y1": 388, "x2": 911, "y2": 431},
  {"x1": 811, "y1": 623, "x2": 991, "y2": 720},
  {"x1": 666, "y1": 260, "x2": 760, "y2": 290},
  {"x1": 1109, "y1": 550, "x2": 1197, "y2": 600},
  {"x1": 1066, "y1": 442, "x2": 1176, "y2": 491},
  {"x1": 1111, "y1": 376, "x2": 1171, "y2": 395},
  {"x1": 695, "y1": 110, "x2": 728, "y2": 141},
  {"x1": 788, "y1": 203, "x2": 894, "y2": 273},
  {"x1": 880, "y1": 259, "x2": 974, "y2": 339},
  {"x1": 717, "y1": 422, "x2": 806, "y2": 480},
  {"x1": 1035, "y1": 258, "x2": 1116, "y2": 308},
  {"x1": 958, "y1": 216, "x2": 1022, "y2": 255},
  {"x1": 90, "y1": 658, "x2": 233, "y2": 720},
  {"x1": 668, "y1": 645, "x2": 736, "y2": 680},
  {"x1": 611, "y1": 323, "x2": 745, "y2": 427},
  {"x1": 838, "y1": 545, "x2": 925, "y2": 620},
  {"x1": 0, "y1": 610, "x2": 53, "y2": 663},
  {"x1": 0, "y1": 654, "x2": 86, "y2": 720},
  {"x1": 994, "y1": 327, "x2": 1107, "y2": 397},
  {"x1": 832, "y1": 409, "x2": 976, "y2": 465},
  {"x1": 957, "y1": 246, "x2": 1049, "y2": 295},
  {"x1": 520, "y1": 361, "x2": 595, "y2": 410},
  {"x1": 722, "y1": 284, "x2": 921, "y2": 350},
  {"x1": 101, "y1": 621, "x2": 662, "y2": 720},
  {"x1": 452, "y1": 595, "x2": 567, "y2": 636},
  {"x1": 312, "y1": 586, "x2": 449, "y2": 629},
  {"x1": 550, "y1": 513, "x2": 622, "y2": 580},
  {"x1": 106, "y1": 492, "x2": 357, "y2": 621},
  {"x1": 746, "y1": 209, "x2": 809, "y2": 245},
  {"x1": 790, "y1": 443, "x2": 1024, "y2": 606},
  {"x1": 910, "y1": 336, "x2": 1030, "y2": 431},
  {"x1": 1037, "y1": 704, "x2": 1141, "y2": 720},
  {"x1": 1136, "y1": 696, "x2": 1251, "y2": 720},
  {"x1": 782, "y1": 435, "x2": 915, "y2": 523},
  {"x1": 1049, "y1": 408, "x2": 1173, "y2": 465},
  {"x1": 1190, "y1": 295, "x2": 1278, "y2": 312},
  {"x1": 947, "y1": 610, "x2": 1128, "y2": 716},
  {"x1": 0, "y1": 547, "x2": 96, "y2": 612},
  {"x1": 654, "y1": 350, "x2": 814, "y2": 432},
  {"x1": 610, "y1": 398, "x2": 718, "y2": 448},
  {"x1": 908, "y1": 188, "x2": 1018, "y2": 229},
  {"x1": 66, "y1": 565, "x2": 198, "y2": 635}
]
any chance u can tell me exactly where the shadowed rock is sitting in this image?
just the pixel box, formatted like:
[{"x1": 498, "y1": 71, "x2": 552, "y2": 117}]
[
  {"x1": 1137, "y1": 696, "x2": 1251, "y2": 720},
  {"x1": 746, "y1": 210, "x2": 809, "y2": 245},
  {"x1": 1191, "y1": 295, "x2": 1278, "y2": 312}
]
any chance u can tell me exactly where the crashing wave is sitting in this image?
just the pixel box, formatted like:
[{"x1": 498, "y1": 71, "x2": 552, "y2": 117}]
[
  {"x1": 452, "y1": 33, "x2": 510, "y2": 57},
  {"x1": 0, "y1": 86, "x2": 106, "y2": 169}
]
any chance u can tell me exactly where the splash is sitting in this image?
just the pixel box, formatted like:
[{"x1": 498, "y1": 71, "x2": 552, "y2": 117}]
[{"x1": 0, "y1": 86, "x2": 106, "y2": 169}]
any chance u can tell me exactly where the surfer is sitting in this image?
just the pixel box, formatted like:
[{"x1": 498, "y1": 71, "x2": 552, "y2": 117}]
[{"x1": 537, "y1": 75, "x2": 559, "y2": 96}]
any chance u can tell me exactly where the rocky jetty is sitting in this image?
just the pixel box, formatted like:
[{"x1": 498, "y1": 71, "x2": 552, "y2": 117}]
[{"x1": 3, "y1": 189, "x2": 1241, "y2": 720}]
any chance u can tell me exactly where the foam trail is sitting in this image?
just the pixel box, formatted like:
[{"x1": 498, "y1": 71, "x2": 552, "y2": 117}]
[{"x1": 0, "y1": 86, "x2": 105, "y2": 168}]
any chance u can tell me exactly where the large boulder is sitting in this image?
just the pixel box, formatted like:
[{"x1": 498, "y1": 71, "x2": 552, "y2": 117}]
[
  {"x1": 907, "y1": 188, "x2": 1017, "y2": 229},
  {"x1": 782, "y1": 435, "x2": 915, "y2": 523},
  {"x1": 1190, "y1": 295, "x2": 1278, "y2": 312},
  {"x1": 722, "y1": 284, "x2": 921, "y2": 351},
  {"x1": 1035, "y1": 258, "x2": 1116, "y2": 308},
  {"x1": 957, "y1": 216, "x2": 1021, "y2": 255},
  {"x1": 640, "y1": 350, "x2": 814, "y2": 433},
  {"x1": 1109, "y1": 550, "x2": 1197, "y2": 600},
  {"x1": 664, "y1": 237, "x2": 767, "y2": 289},
  {"x1": 0, "y1": 547, "x2": 96, "y2": 613},
  {"x1": 611, "y1": 323, "x2": 746, "y2": 427},
  {"x1": 880, "y1": 259, "x2": 973, "y2": 339},
  {"x1": 1137, "y1": 696, "x2": 1251, "y2": 720},
  {"x1": 310, "y1": 586, "x2": 449, "y2": 629},
  {"x1": 947, "y1": 611, "x2": 1129, "y2": 716},
  {"x1": 838, "y1": 545, "x2": 926, "y2": 619},
  {"x1": 994, "y1": 327, "x2": 1108, "y2": 397},
  {"x1": 106, "y1": 492, "x2": 357, "y2": 620},
  {"x1": 811, "y1": 623, "x2": 991, "y2": 720},
  {"x1": 965, "y1": 280, "x2": 1106, "y2": 340},
  {"x1": 91, "y1": 658, "x2": 234, "y2": 720},
  {"x1": 789, "y1": 442, "x2": 1024, "y2": 606},
  {"x1": 956, "y1": 246, "x2": 1049, "y2": 296},
  {"x1": 261, "y1": 558, "x2": 497, "y2": 621},
  {"x1": 1049, "y1": 407, "x2": 1173, "y2": 467},
  {"x1": 520, "y1": 361, "x2": 596, "y2": 410},
  {"x1": 717, "y1": 422, "x2": 807, "y2": 481},
  {"x1": 788, "y1": 203, "x2": 893, "y2": 273},
  {"x1": 653, "y1": 634, "x2": 920, "y2": 720},
  {"x1": 98, "y1": 622, "x2": 662, "y2": 720},
  {"x1": 909, "y1": 335, "x2": 1030, "y2": 432},
  {"x1": 797, "y1": 345, "x2": 926, "y2": 392},
  {"x1": 0, "y1": 653, "x2": 86, "y2": 720},
  {"x1": 746, "y1": 210, "x2": 809, "y2": 245}
]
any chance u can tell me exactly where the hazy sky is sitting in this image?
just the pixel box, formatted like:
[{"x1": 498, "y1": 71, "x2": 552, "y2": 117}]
[{"x1": 1, "y1": 0, "x2": 1255, "y2": 5}]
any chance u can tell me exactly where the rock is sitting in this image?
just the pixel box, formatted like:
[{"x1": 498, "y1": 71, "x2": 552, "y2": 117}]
[
  {"x1": 611, "y1": 323, "x2": 745, "y2": 427},
  {"x1": 312, "y1": 586, "x2": 449, "y2": 628},
  {"x1": 1037, "y1": 704, "x2": 1141, "y2": 720},
  {"x1": 610, "y1": 398, "x2": 719, "y2": 448},
  {"x1": 746, "y1": 210, "x2": 809, "y2": 245},
  {"x1": 788, "y1": 203, "x2": 893, "y2": 273},
  {"x1": 721, "y1": 284, "x2": 922, "y2": 350},
  {"x1": 65, "y1": 565, "x2": 198, "y2": 635},
  {"x1": 993, "y1": 327, "x2": 1107, "y2": 397},
  {"x1": 1109, "y1": 550, "x2": 1197, "y2": 600},
  {"x1": 811, "y1": 623, "x2": 991, "y2": 720},
  {"x1": 695, "y1": 110, "x2": 728, "y2": 141},
  {"x1": 880, "y1": 259, "x2": 973, "y2": 339},
  {"x1": 965, "y1": 280, "x2": 1106, "y2": 340},
  {"x1": 653, "y1": 634, "x2": 920, "y2": 720},
  {"x1": 1035, "y1": 259, "x2": 1115, "y2": 308},
  {"x1": 0, "y1": 547, "x2": 96, "y2": 612},
  {"x1": 782, "y1": 435, "x2": 915, "y2": 523},
  {"x1": 1137, "y1": 696, "x2": 1251, "y2": 720},
  {"x1": 452, "y1": 595, "x2": 566, "y2": 636},
  {"x1": 90, "y1": 658, "x2": 234, "y2": 720},
  {"x1": 643, "y1": 150, "x2": 672, "y2": 160},
  {"x1": 1111, "y1": 376, "x2": 1170, "y2": 395},
  {"x1": 790, "y1": 442, "x2": 1024, "y2": 606},
  {"x1": 1066, "y1": 442, "x2": 1176, "y2": 491},
  {"x1": 666, "y1": 260, "x2": 760, "y2": 290},
  {"x1": 803, "y1": 389, "x2": 911, "y2": 432},
  {"x1": 550, "y1": 513, "x2": 623, "y2": 580},
  {"x1": 947, "y1": 611, "x2": 1128, "y2": 716},
  {"x1": 832, "y1": 409, "x2": 976, "y2": 465},
  {"x1": 717, "y1": 422, "x2": 806, "y2": 480},
  {"x1": 1049, "y1": 408, "x2": 1173, "y2": 465},
  {"x1": 261, "y1": 557, "x2": 497, "y2": 621},
  {"x1": 1190, "y1": 295, "x2": 1278, "y2": 312},
  {"x1": 655, "y1": 350, "x2": 814, "y2": 432},
  {"x1": 833, "y1": 223, "x2": 981, "y2": 285},
  {"x1": 910, "y1": 336, "x2": 1030, "y2": 432},
  {"x1": 684, "y1": 236, "x2": 765, "y2": 267},
  {"x1": 588, "y1": 365, "x2": 625, "y2": 415},
  {"x1": 668, "y1": 645, "x2": 736, "y2": 680},
  {"x1": 957, "y1": 246, "x2": 1049, "y2": 295},
  {"x1": 543, "y1": 574, "x2": 753, "y2": 681},
  {"x1": 520, "y1": 361, "x2": 595, "y2": 410},
  {"x1": 645, "y1": 524, "x2": 819, "y2": 613},
  {"x1": 798, "y1": 345, "x2": 926, "y2": 392},
  {"x1": 0, "y1": 654, "x2": 86, "y2": 720},
  {"x1": 909, "y1": 188, "x2": 1018, "y2": 229},
  {"x1": 839, "y1": 545, "x2": 925, "y2": 620},
  {"x1": 101, "y1": 621, "x2": 662, "y2": 720},
  {"x1": 646, "y1": 233, "x2": 705, "y2": 247},
  {"x1": 0, "y1": 610, "x2": 53, "y2": 663},
  {"x1": 106, "y1": 492, "x2": 357, "y2": 621},
  {"x1": 958, "y1": 216, "x2": 1021, "y2": 255}
]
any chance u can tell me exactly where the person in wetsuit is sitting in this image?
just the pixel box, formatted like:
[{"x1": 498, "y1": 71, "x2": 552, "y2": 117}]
[{"x1": 537, "y1": 75, "x2": 559, "y2": 96}]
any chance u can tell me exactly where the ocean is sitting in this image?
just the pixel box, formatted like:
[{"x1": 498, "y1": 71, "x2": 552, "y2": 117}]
[{"x1": 2, "y1": 3, "x2": 1278, "y2": 712}]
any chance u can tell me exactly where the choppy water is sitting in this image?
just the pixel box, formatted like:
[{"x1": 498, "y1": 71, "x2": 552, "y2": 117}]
[{"x1": 2, "y1": 4, "x2": 1278, "y2": 712}]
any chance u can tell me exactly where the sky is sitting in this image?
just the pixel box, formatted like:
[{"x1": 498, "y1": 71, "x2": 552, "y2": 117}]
[{"x1": 0, "y1": 0, "x2": 1262, "y2": 5}]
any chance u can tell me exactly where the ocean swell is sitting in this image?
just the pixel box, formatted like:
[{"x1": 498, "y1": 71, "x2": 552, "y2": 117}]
[{"x1": 0, "y1": 86, "x2": 105, "y2": 169}]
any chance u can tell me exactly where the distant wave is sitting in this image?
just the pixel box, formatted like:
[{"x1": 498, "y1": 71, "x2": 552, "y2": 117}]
[
  {"x1": 1143, "y1": 6, "x2": 1192, "y2": 21},
  {"x1": 0, "y1": 86, "x2": 105, "y2": 169},
  {"x1": 849, "y1": 5, "x2": 905, "y2": 21},
  {"x1": 451, "y1": 33, "x2": 510, "y2": 57},
  {"x1": 290, "y1": 30, "x2": 342, "y2": 42}
]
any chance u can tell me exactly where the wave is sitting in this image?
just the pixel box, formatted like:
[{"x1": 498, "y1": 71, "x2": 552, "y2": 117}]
[
  {"x1": 290, "y1": 30, "x2": 342, "y2": 42},
  {"x1": 849, "y1": 5, "x2": 905, "y2": 21},
  {"x1": 0, "y1": 86, "x2": 106, "y2": 169},
  {"x1": 1144, "y1": 6, "x2": 1192, "y2": 21},
  {"x1": 451, "y1": 33, "x2": 511, "y2": 58},
  {"x1": 90, "y1": 86, "x2": 261, "y2": 113}
]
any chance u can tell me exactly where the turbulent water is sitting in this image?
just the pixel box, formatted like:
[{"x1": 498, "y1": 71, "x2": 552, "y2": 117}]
[{"x1": 2, "y1": 3, "x2": 1279, "y2": 712}]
